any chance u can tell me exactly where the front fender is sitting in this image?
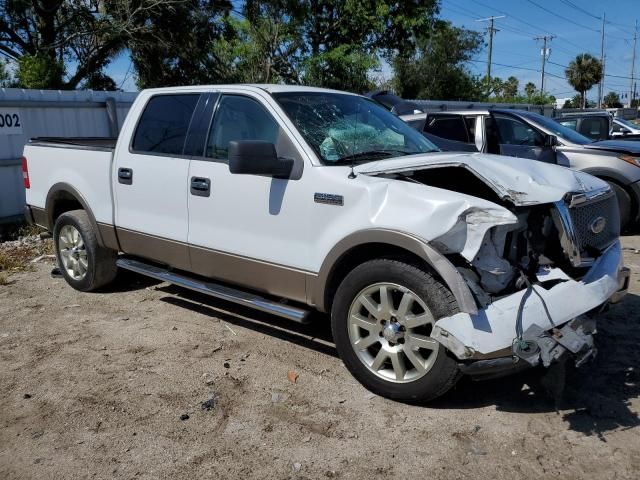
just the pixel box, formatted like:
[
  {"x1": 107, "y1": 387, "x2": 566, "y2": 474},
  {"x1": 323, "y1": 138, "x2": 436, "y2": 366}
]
[{"x1": 312, "y1": 229, "x2": 478, "y2": 315}]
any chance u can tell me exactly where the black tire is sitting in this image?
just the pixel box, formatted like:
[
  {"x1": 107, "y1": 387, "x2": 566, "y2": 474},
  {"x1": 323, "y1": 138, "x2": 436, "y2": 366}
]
[
  {"x1": 53, "y1": 210, "x2": 118, "y2": 292},
  {"x1": 331, "y1": 259, "x2": 461, "y2": 403},
  {"x1": 606, "y1": 181, "x2": 631, "y2": 232}
]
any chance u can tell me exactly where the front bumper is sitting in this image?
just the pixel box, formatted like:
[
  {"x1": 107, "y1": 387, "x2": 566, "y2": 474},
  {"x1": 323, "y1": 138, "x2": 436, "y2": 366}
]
[{"x1": 433, "y1": 240, "x2": 628, "y2": 361}]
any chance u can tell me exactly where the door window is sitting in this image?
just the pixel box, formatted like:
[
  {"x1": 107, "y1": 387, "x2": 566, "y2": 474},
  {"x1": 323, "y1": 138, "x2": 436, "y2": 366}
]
[
  {"x1": 206, "y1": 95, "x2": 280, "y2": 161},
  {"x1": 131, "y1": 94, "x2": 200, "y2": 155},
  {"x1": 579, "y1": 117, "x2": 607, "y2": 139},
  {"x1": 493, "y1": 114, "x2": 543, "y2": 146},
  {"x1": 424, "y1": 115, "x2": 471, "y2": 143}
]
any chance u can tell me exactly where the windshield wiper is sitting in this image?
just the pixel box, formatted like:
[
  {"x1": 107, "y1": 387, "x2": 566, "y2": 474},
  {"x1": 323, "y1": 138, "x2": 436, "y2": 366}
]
[{"x1": 333, "y1": 149, "x2": 414, "y2": 164}]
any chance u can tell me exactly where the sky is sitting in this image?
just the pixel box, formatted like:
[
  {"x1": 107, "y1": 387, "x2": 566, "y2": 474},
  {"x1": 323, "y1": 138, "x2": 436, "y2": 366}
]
[
  {"x1": 437, "y1": 0, "x2": 639, "y2": 103},
  {"x1": 107, "y1": 0, "x2": 640, "y2": 103}
]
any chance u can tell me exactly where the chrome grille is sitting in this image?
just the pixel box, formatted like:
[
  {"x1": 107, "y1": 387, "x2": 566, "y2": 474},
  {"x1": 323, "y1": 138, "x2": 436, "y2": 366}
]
[
  {"x1": 553, "y1": 188, "x2": 620, "y2": 267},
  {"x1": 568, "y1": 191, "x2": 620, "y2": 253}
]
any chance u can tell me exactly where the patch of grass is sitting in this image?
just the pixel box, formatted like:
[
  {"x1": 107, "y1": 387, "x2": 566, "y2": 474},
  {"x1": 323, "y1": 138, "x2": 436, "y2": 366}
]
[
  {"x1": 0, "y1": 237, "x2": 54, "y2": 282},
  {"x1": 0, "y1": 221, "x2": 46, "y2": 242}
]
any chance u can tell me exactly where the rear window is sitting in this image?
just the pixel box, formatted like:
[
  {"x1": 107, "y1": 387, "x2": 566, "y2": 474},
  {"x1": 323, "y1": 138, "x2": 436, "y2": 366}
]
[
  {"x1": 424, "y1": 115, "x2": 471, "y2": 143},
  {"x1": 131, "y1": 94, "x2": 200, "y2": 155}
]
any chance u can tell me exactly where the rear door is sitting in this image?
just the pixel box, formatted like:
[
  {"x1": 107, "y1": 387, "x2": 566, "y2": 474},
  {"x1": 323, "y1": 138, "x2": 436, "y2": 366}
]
[
  {"x1": 113, "y1": 92, "x2": 202, "y2": 269},
  {"x1": 489, "y1": 112, "x2": 556, "y2": 163}
]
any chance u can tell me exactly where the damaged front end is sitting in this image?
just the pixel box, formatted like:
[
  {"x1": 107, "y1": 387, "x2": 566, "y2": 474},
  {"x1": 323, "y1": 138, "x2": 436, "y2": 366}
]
[
  {"x1": 433, "y1": 186, "x2": 629, "y2": 377},
  {"x1": 360, "y1": 158, "x2": 630, "y2": 377}
]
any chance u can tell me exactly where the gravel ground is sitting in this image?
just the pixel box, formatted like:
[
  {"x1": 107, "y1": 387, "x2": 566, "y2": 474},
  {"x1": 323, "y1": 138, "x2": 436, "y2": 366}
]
[{"x1": 0, "y1": 237, "x2": 639, "y2": 479}]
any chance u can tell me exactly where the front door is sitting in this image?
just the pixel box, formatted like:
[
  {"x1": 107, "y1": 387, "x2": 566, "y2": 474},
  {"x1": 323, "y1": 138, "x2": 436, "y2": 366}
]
[
  {"x1": 186, "y1": 91, "x2": 310, "y2": 302},
  {"x1": 488, "y1": 112, "x2": 556, "y2": 164}
]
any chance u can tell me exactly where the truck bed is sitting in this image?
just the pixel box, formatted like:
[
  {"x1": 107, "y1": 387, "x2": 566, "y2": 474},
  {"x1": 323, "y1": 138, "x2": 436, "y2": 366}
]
[
  {"x1": 24, "y1": 140, "x2": 115, "y2": 227},
  {"x1": 29, "y1": 137, "x2": 117, "y2": 151}
]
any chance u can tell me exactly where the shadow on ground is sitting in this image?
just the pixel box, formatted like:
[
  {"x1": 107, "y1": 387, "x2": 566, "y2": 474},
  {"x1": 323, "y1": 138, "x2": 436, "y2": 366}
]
[{"x1": 146, "y1": 280, "x2": 639, "y2": 438}]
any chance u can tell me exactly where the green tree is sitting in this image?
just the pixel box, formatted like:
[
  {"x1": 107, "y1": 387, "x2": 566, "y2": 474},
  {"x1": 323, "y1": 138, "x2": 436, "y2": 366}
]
[
  {"x1": 0, "y1": 58, "x2": 11, "y2": 86},
  {"x1": 0, "y1": 1, "x2": 124, "y2": 88},
  {"x1": 603, "y1": 91, "x2": 623, "y2": 108},
  {"x1": 565, "y1": 53, "x2": 603, "y2": 109},
  {"x1": 125, "y1": 0, "x2": 233, "y2": 89},
  {"x1": 16, "y1": 53, "x2": 64, "y2": 89},
  {"x1": 392, "y1": 20, "x2": 483, "y2": 100},
  {"x1": 563, "y1": 94, "x2": 594, "y2": 108},
  {"x1": 502, "y1": 76, "x2": 519, "y2": 98},
  {"x1": 299, "y1": 0, "x2": 439, "y2": 92},
  {"x1": 213, "y1": 3, "x2": 303, "y2": 84},
  {"x1": 524, "y1": 81, "x2": 537, "y2": 99}
]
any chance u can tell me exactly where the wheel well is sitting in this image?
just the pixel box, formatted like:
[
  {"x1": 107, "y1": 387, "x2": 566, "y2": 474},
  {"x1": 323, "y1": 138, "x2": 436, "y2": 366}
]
[
  {"x1": 48, "y1": 191, "x2": 83, "y2": 228},
  {"x1": 323, "y1": 243, "x2": 441, "y2": 313}
]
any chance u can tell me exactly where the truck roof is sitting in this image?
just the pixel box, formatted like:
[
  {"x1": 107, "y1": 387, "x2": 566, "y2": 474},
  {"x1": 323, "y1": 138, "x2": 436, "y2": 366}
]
[{"x1": 139, "y1": 84, "x2": 355, "y2": 96}]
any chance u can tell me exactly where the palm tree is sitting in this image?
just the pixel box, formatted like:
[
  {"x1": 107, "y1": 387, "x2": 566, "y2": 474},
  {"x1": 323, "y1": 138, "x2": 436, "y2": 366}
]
[{"x1": 565, "y1": 53, "x2": 603, "y2": 109}]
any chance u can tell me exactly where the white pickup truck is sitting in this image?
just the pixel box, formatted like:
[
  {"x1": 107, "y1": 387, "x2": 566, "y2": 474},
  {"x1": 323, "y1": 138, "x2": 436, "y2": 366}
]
[{"x1": 23, "y1": 85, "x2": 629, "y2": 402}]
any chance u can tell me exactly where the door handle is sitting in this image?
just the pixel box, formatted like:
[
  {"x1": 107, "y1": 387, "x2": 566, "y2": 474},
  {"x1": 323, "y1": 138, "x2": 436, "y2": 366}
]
[
  {"x1": 118, "y1": 167, "x2": 133, "y2": 185},
  {"x1": 190, "y1": 177, "x2": 211, "y2": 197}
]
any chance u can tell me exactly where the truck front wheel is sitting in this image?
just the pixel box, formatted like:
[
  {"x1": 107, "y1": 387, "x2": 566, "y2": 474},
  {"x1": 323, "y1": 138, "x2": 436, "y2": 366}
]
[
  {"x1": 53, "y1": 210, "x2": 118, "y2": 292},
  {"x1": 331, "y1": 259, "x2": 461, "y2": 403}
]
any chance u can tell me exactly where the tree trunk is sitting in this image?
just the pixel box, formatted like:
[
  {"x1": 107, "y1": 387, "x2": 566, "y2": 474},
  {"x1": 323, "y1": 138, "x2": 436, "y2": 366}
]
[{"x1": 581, "y1": 90, "x2": 586, "y2": 109}]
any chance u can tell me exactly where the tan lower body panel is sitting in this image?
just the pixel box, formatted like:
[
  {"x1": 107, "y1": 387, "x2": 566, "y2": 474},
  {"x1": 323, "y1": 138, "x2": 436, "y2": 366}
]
[
  {"x1": 97, "y1": 223, "x2": 120, "y2": 251},
  {"x1": 115, "y1": 228, "x2": 313, "y2": 304},
  {"x1": 189, "y1": 244, "x2": 312, "y2": 304},
  {"x1": 116, "y1": 228, "x2": 191, "y2": 271}
]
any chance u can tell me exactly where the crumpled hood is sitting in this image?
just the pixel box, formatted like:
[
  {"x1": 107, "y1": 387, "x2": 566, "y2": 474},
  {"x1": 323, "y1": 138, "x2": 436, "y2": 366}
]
[
  {"x1": 585, "y1": 139, "x2": 640, "y2": 154},
  {"x1": 355, "y1": 151, "x2": 608, "y2": 205}
]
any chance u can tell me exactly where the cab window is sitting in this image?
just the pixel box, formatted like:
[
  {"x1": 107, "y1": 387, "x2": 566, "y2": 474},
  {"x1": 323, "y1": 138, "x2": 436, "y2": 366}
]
[
  {"x1": 206, "y1": 95, "x2": 279, "y2": 161},
  {"x1": 493, "y1": 114, "x2": 544, "y2": 146},
  {"x1": 424, "y1": 114, "x2": 472, "y2": 143},
  {"x1": 131, "y1": 94, "x2": 200, "y2": 155}
]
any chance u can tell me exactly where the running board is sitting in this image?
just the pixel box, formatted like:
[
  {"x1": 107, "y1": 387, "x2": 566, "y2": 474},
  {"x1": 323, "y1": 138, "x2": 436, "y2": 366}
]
[{"x1": 116, "y1": 258, "x2": 311, "y2": 324}]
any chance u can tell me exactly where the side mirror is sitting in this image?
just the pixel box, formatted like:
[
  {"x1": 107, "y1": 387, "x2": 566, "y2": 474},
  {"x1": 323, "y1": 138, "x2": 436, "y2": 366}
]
[
  {"x1": 544, "y1": 134, "x2": 558, "y2": 147},
  {"x1": 228, "y1": 140, "x2": 293, "y2": 179}
]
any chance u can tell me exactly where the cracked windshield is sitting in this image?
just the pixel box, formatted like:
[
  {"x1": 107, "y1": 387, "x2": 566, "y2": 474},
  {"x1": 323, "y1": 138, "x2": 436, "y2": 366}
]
[{"x1": 274, "y1": 92, "x2": 439, "y2": 165}]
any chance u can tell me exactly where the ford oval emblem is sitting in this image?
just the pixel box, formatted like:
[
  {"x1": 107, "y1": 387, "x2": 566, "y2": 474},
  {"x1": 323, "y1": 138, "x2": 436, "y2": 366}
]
[{"x1": 590, "y1": 216, "x2": 607, "y2": 234}]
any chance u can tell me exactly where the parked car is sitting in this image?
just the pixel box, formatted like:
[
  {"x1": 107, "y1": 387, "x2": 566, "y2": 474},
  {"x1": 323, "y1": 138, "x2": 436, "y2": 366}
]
[
  {"x1": 612, "y1": 117, "x2": 640, "y2": 139},
  {"x1": 556, "y1": 111, "x2": 612, "y2": 141},
  {"x1": 556, "y1": 111, "x2": 640, "y2": 141},
  {"x1": 23, "y1": 85, "x2": 628, "y2": 402},
  {"x1": 403, "y1": 108, "x2": 640, "y2": 230}
]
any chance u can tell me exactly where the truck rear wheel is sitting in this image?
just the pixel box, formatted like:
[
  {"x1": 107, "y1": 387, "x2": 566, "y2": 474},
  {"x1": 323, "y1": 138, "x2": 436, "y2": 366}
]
[
  {"x1": 331, "y1": 259, "x2": 461, "y2": 403},
  {"x1": 53, "y1": 210, "x2": 118, "y2": 292}
]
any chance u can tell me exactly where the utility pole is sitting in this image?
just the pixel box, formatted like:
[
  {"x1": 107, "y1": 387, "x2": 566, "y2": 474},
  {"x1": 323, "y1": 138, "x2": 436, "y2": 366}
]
[
  {"x1": 477, "y1": 16, "x2": 505, "y2": 98},
  {"x1": 630, "y1": 20, "x2": 638, "y2": 108},
  {"x1": 598, "y1": 13, "x2": 606, "y2": 108},
  {"x1": 534, "y1": 35, "x2": 555, "y2": 94}
]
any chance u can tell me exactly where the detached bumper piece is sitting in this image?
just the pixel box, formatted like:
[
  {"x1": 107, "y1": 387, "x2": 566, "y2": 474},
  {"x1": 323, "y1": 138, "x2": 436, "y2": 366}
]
[{"x1": 513, "y1": 316, "x2": 597, "y2": 369}]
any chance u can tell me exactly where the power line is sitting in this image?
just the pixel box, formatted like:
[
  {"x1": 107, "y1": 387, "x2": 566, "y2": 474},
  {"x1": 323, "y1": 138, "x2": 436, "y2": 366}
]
[
  {"x1": 547, "y1": 59, "x2": 637, "y2": 80},
  {"x1": 557, "y1": 0, "x2": 600, "y2": 20},
  {"x1": 525, "y1": 0, "x2": 600, "y2": 33},
  {"x1": 470, "y1": 0, "x2": 584, "y2": 53}
]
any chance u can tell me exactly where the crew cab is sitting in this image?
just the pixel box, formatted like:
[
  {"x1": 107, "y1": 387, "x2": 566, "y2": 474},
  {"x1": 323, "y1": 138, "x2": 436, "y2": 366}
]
[
  {"x1": 23, "y1": 85, "x2": 629, "y2": 402},
  {"x1": 404, "y1": 108, "x2": 640, "y2": 230}
]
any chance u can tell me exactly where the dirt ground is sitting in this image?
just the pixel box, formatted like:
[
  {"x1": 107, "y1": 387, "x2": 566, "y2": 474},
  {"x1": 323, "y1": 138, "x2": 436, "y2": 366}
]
[{"x1": 1, "y1": 237, "x2": 639, "y2": 480}]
